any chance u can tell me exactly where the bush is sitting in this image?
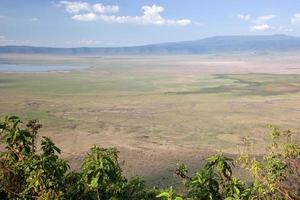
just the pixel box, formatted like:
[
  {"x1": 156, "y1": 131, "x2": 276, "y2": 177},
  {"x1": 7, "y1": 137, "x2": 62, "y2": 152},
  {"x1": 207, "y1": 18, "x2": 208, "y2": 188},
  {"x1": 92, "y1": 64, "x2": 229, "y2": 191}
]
[
  {"x1": 0, "y1": 116, "x2": 156, "y2": 199},
  {"x1": 157, "y1": 126, "x2": 300, "y2": 200},
  {"x1": 0, "y1": 116, "x2": 299, "y2": 199}
]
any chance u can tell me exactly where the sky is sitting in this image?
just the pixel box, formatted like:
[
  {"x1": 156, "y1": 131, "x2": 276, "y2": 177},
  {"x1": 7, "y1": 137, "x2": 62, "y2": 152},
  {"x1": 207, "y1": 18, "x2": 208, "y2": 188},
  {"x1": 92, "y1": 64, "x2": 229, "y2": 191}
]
[{"x1": 1, "y1": 0, "x2": 300, "y2": 47}]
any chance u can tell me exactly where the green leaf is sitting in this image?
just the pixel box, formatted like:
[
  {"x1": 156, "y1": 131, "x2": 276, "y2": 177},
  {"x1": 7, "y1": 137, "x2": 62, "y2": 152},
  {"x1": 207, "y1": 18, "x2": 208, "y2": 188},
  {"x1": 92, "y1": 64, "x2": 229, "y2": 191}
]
[{"x1": 90, "y1": 177, "x2": 98, "y2": 188}]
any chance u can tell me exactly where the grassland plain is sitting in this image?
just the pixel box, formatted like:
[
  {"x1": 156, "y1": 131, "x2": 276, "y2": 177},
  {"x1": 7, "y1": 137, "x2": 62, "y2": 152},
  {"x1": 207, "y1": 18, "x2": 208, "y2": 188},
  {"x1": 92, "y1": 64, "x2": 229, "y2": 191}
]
[{"x1": 0, "y1": 53, "x2": 300, "y2": 186}]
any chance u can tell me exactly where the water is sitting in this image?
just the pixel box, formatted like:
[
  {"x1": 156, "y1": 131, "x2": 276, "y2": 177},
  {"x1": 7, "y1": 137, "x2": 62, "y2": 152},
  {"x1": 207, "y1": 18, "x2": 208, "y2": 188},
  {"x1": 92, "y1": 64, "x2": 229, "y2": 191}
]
[{"x1": 0, "y1": 63, "x2": 89, "y2": 72}]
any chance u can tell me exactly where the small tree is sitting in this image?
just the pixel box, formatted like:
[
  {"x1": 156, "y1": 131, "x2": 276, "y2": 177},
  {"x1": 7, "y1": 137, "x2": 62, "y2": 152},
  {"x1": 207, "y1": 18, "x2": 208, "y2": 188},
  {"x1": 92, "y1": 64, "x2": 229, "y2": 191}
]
[
  {"x1": 158, "y1": 126, "x2": 300, "y2": 200},
  {"x1": 237, "y1": 126, "x2": 300, "y2": 199},
  {"x1": 0, "y1": 116, "x2": 156, "y2": 200},
  {"x1": 0, "y1": 116, "x2": 68, "y2": 199},
  {"x1": 81, "y1": 146, "x2": 125, "y2": 199}
]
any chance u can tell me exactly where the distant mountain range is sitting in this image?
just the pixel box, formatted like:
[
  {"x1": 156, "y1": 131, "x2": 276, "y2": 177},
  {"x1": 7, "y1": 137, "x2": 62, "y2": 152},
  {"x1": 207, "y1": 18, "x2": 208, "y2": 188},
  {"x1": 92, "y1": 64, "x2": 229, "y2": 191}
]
[{"x1": 1, "y1": 34, "x2": 300, "y2": 55}]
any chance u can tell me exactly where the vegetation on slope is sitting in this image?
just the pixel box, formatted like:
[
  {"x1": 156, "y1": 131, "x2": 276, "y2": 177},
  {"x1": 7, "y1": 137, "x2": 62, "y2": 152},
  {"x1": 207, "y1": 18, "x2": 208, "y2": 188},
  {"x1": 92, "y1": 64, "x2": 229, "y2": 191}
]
[{"x1": 0, "y1": 116, "x2": 299, "y2": 199}]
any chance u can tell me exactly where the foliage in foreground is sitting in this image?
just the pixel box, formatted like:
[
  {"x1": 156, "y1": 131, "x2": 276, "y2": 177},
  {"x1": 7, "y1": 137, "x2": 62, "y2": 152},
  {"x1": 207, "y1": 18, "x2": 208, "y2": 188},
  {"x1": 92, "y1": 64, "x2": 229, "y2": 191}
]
[{"x1": 0, "y1": 116, "x2": 299, "y2": 199}]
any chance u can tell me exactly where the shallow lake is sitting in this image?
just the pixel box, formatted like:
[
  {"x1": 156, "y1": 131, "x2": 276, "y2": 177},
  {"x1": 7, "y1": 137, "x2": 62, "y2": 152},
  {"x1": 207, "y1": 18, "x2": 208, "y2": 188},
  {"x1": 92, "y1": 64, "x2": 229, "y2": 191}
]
[{"x1": 0, "y1": 63, "x2": 89, "y2": 72}]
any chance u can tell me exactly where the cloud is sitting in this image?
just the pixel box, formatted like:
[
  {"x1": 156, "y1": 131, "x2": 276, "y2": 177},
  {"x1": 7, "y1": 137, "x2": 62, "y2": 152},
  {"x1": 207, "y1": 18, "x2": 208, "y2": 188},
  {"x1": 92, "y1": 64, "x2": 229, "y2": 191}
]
[
  {"x1": 139, "y1": 5, "x2": 192, "y2": 25},
  {"x1": 30, "y1": 17, "x2": 39, "y2": 21},
  {"x1": 237, "y1": 14, "x2": 251, "y2": 21},
  {"x1": 65, "y1": 39, "x2": 117, "y2": 47},
  {"x1": 250, "y1": 24, "x2": 270, "y2": 31},
  {"x1": 0, "y1": 36, "x2": 31, "y2": 45},
  {"x1": 0, "y1": 35, "x2": 13, "y2": 42},
  {"x1": 93, "y1": 3, "x2": 119, "y2": 13},
  {"x1": 76, "y1": 39, "x2": 100, "y2": 45},
  {"x1": 238, "y1": 13, "x2": 277, "y2": 31},
  {"x1": 60, "y1": 2, "x2": 196, "y2": 26},
  {"x1": 98, "y1": 5, "x2": 192, "y2": 25},
  {"x1": 72, "y1": 12, "x2": 97, "y2": 21},
  {"x1": 253, "y1": 15, "x2": 276, "y2": 24},
  {"x1": 291, "y1": 13, "x2": 300, "y2": 24},
  {"x1": 59, "y1": 1, "x2": 90, "y2": 13},
  {"x1": 0, "y1": 35, "x2": 14, "y2": 44},
  {"x1": 276, "y1": 26, "x2": 293, "y2": 32}
]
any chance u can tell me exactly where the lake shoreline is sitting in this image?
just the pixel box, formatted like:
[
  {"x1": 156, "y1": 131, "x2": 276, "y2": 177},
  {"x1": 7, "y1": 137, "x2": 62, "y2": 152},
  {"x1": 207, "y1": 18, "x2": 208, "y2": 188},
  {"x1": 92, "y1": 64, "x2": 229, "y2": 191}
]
[{"x1": 0, "y1": 63, "x2": 90, "y2": 73}]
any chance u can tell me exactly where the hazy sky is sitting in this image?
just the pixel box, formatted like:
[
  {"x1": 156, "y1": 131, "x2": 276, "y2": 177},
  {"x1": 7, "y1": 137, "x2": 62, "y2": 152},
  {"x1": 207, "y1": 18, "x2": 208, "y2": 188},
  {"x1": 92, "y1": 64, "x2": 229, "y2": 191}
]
[{"x1": 1, "y1": 0, "x2": 300, "y2": 47}]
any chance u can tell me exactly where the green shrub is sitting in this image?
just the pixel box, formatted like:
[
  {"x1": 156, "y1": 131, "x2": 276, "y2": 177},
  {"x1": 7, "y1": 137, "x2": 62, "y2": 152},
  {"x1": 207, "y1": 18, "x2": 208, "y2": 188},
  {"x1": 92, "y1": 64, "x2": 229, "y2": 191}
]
[
  {"x1": 0, "y1": 116, "x2": 299, "y2": 199},
  {"x1": 157, "y1": 126, "x2": 300, "y2": 200},
  {"x1": 0, "y1": 116, "x2": 156, "y2": 199}
]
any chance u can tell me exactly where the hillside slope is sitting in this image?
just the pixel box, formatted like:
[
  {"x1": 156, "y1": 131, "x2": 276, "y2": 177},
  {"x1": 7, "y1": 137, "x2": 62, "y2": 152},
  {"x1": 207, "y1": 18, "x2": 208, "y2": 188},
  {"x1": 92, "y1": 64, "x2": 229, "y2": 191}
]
[{"x1": 1, "y1": 34, "x2": 300, "y2": 55}]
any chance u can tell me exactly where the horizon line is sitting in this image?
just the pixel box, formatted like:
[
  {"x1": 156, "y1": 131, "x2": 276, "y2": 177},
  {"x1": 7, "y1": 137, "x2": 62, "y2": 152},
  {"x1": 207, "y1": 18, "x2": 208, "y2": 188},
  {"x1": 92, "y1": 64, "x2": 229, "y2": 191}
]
[{"x1": 0, "y1": 34, "x2": 297, "y2": 49}]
